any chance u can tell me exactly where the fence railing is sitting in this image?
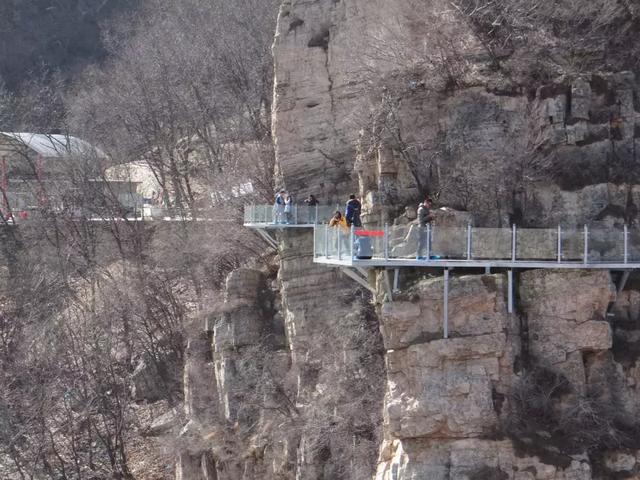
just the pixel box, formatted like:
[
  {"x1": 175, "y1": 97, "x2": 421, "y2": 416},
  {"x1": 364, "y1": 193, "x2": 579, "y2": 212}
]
[
  {"x1": 244, "y1": 204, "x2": 338, "y2": 226},
  {"x1": 313, "y1": 224, "x2": 640, "y2": 264}
]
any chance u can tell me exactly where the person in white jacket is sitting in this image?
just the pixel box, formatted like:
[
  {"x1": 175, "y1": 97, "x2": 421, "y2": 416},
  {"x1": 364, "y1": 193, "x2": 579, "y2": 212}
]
[{"x1": 284, "y1": 194, "x2": 294, "y2": 224}]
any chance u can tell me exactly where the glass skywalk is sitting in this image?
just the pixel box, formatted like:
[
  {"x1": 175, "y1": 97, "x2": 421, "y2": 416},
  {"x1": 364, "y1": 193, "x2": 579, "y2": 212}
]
[
  {"x1": 244, "y1": 204, "x2": 337, "y2": 228},
  {"x1": 314, "y1": 224, "x2": 640, "y2": 268}
]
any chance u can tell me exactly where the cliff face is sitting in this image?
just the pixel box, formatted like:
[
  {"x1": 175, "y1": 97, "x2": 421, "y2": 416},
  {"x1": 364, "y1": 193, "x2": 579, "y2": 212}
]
[{"x1": 180, "y1": 1, "x2": 640, "y2": 479}]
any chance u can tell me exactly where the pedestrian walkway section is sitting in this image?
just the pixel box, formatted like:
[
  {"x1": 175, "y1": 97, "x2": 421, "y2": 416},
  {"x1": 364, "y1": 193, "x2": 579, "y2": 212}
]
[
  {"x1": 244, "y1": 204, "x2": 336, "y2": 229},
  {"x1": 313, "y1": 224, "x2": 640, "y2": 269},
  {"x1": 313, "y1": 223, "x2": 640, "y2": 338},
  {"x1": 243, "y1": 204, "x2": 338, "y2": 248}
]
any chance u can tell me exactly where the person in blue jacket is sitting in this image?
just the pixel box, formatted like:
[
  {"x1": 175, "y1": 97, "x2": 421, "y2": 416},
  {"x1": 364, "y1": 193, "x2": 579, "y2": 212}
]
[{"x1": 345, "y1": 194, "x2": 362, "y2": 227}]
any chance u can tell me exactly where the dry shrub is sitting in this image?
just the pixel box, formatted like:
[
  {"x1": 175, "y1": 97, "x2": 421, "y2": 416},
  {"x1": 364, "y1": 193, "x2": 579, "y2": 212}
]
[{"x1": 505, "y1": 363, "x2": 640, "y2": 468}]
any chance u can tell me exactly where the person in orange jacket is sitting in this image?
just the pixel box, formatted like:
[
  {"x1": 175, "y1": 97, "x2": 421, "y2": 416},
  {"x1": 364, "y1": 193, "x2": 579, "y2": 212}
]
[{"x1": 329, "y1": 211, "x2": 349, "y2": 233}]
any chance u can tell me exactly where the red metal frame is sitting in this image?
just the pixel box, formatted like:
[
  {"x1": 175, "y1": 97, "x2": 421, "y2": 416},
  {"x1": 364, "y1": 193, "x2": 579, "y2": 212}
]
[{"x1": 355, "y1": 229, "x2": 385, "y2": 237}]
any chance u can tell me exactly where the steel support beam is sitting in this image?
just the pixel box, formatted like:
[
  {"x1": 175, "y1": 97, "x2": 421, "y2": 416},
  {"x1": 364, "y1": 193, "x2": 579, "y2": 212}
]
[
  {"x1": 393, "y1": 268, "x2": 400, "y2": 293},
  {"x1": 617, "y1": 270, "x2": 631, "y2": 296},
  {"x1": 384, "y1": 269, "x2": 394, "y2": 301},
  {"x1": 508, "y1": 269, "x2": 514, "y2": 314},
  {"x1": 340, "y1": 267, "x2": 376, "y2": 295},
  {"x1": 256, "y1": 229, "x2": 278, "y2": 250},
  {"x1": 355, "y1": 266, "x2": 369, "y2": 278},
  {"x1": 443, "y1": 268, "x2": 449, "y2": 339}
]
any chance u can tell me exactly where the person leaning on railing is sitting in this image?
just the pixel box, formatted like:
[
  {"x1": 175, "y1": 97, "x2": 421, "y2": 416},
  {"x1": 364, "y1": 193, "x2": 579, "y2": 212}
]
[{"x1": 329, "y1": 211, "x2": 350, "y2": 233}]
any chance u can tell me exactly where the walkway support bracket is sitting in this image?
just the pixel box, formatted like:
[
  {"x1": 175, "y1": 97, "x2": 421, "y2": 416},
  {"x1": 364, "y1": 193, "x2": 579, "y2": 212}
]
[
  {"x1": 256, "y1": 229, "x2": 277, "y2": 250},
  {"x1": 340, "y1": 267, "x2": 376, "y2": 295},
  {"x1": 617, "y1": 270, "x2": 631, "y2": 296}
]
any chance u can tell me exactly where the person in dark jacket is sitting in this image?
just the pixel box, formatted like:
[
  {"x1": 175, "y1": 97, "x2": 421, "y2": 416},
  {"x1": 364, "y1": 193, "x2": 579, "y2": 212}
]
[
  {"x1": 304, "y1": 194, "x2": 318, "y2": 206},
  {"x1": 416, "y1": 198, "x2": 433, "y2": 259},
  {"x1": 345, "y1": 194, "x2": 362, "y2": 227}
]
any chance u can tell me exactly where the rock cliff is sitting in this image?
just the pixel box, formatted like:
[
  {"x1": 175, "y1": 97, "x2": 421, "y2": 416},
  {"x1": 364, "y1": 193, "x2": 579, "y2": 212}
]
[{"x1": 179, "y1": 1, "x2": 640, "y2": 479}]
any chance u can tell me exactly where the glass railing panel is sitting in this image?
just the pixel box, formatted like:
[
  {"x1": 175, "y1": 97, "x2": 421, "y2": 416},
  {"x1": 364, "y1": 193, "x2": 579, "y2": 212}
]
[
  {"x1": 516, "y1": 228, "x2": 557, "y2": 260},
  {"x1": 323, "y1": 227, "x2": 351, "y2": 260},
  {"x1": 588, "y1": 228, "x2": 624, "y2": 263},
  {"x1": 245, "y1": 204, "x2": 338, "y2": 225},
  {"x1": 314, "y1": 224, "x2": 326, "y2": 257},
  {"x1": 318, "y1": 206, "x2": 338, "y2": 225},
  {"x1": 388, "y1": 224, "x2": 418, "y2": 259},
  {"x1": 300, "y1": 206, "x2": 315, "y2": 224},
  {"x1": 561, "y1": 228, "x2": 583, "y2": 261},
  {"x1": 326, "y1": 227, "x2": 338, "y2": 258},
  {"x1": 471, "y1": 228, "x2": 511, "y2": 260},
  {"x1": 431, "y1": 226, "x2": 467, "y2": 259},
  {"x1": 629, "y1": 228, "x2": 640, "y2": 262}
]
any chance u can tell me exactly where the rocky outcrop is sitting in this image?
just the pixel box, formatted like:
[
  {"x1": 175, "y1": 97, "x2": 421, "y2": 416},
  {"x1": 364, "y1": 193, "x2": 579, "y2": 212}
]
[
  {"x1": 180, "y1": 0, "x2": 640, "y2": 478},
  {"x1": 519, "y1": 270, "x2": 614, "y2": 384},
  {"x1": 375, "y1": 270, "x2": 640, "y2": 479},
  {"x1": 376, "y1": 274, "x2": 518, "y2": 478}
]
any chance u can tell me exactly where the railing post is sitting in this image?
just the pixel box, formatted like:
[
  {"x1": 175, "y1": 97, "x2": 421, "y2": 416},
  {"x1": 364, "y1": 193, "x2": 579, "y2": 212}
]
[
  {"x1": 294, "y1": 205, "x2": 298, "y2": 224},
  {"x1": 583, "y1": 224, "x2": 589, "y2": 265},
  {"x1": 324, "y1": 224, "x2": 329, "y2": 258},
  {"x1": 511, "y1": 224, "x2": 517, "y2": 262},
  {"x1": 426, "y1": 224, "x2": 431, "y2": 260},
  {"x1": 315, "y1": 204, "x2": 319, "y2": 225},
  {"x1": 338, "y1": 226, "x2": 342, "y2": 260},
  {"x1": 557, "y1": 225, "x2": 562, "y2": 263},
  {"x1": 350, "y1": 224, "x2": 355, "y2": 260},
  {"x1": 466, "y1": 224, "x2": 472, "y2": 260},
  {"x1": 624, "y1": 225, "x2": 629, "y2": 264},
  {"x1": 384, "y1": 223, "x2": 389, "y2": 260}
]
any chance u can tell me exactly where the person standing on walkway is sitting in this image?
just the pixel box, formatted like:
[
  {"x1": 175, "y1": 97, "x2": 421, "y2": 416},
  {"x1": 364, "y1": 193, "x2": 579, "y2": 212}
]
[
  {"x1": 416, "y1": 198, "x2": 433, "y2": 259},
  {"x1": 304, "y1": 194, "x2": 319, "y2": 223},
  {"x1": 329, "y1": 211, "x2": 349, "y2": 233},
  {"x1": 304, "y1": 194, "x2": 318, "y2": 207},
  {"x1": 329, "y1": 210, "x2": 350, "y2": 255},
  {"x1": 345, "y1": 194, "x2": 362, "y2": 227},
  {"x1": 284, "y1": 193, "x2": 294, "y2": 224},
  {"x1": 274, "y1": 190, "x2": 286, "y2": 224}
]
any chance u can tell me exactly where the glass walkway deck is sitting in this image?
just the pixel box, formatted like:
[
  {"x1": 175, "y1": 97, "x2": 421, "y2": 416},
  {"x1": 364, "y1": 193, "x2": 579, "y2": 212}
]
[{"x1": 313, "y1": 224, "x2": 640, "y2": 269}]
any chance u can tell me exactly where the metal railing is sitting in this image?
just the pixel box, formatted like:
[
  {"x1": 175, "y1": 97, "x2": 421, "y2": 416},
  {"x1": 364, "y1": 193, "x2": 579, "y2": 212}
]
[
  {"x1": 244, "y1": 204, "x2": 338, "y2": 226},
  {"x1": 313, "y1": 224, "x2": 640, "y2": 265}
]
